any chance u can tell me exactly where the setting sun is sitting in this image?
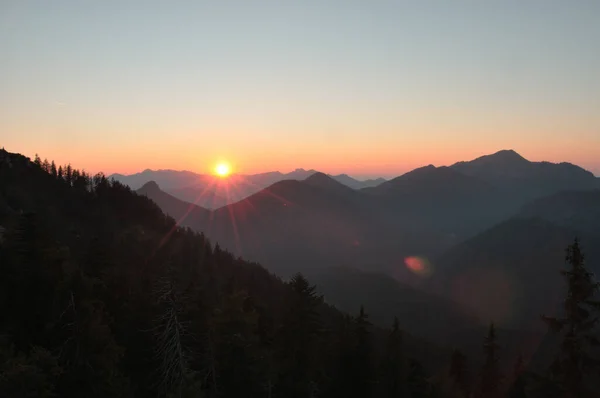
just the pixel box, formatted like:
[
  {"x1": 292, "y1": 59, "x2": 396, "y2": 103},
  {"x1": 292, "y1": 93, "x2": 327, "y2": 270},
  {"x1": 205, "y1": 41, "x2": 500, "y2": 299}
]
[{"x1": 214, "y1": 162, "x2": 231, "y2": 177}]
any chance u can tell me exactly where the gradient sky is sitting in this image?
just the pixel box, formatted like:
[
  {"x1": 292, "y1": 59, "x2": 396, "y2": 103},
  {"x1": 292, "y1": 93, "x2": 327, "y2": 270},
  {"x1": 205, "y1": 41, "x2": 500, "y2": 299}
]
[{"x1": 1, "y1": 1, "x2": 599, "y2": 178}]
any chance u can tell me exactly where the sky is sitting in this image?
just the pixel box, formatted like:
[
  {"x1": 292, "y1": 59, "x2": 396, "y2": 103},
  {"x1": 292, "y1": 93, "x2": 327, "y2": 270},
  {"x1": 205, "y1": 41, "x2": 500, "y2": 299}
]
[{"x1": 1, "y1": 1, "x2": 599, "y2": 178}]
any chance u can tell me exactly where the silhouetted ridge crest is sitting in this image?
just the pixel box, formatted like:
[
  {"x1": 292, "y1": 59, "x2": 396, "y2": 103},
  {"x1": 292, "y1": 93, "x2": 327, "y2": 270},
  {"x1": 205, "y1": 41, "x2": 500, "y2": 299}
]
[
  {"x1": 138, "y1": 180, "x2": 161, "y2": 192},
  {"x1": 397, "y1": 165, "x2": 450, "y2": 180},
  {"x1": 455, "y1": 149, "x2": 528, "y2": 166},
  {"x1": 304, "y1": 172, "x2": 355, "y2": 195},
  {"x1": 305, "y1": 172, "x2": 345, "y2": 186},
  {"x1": 451, "y1": 149, "x2": 597, "y2": 200}
]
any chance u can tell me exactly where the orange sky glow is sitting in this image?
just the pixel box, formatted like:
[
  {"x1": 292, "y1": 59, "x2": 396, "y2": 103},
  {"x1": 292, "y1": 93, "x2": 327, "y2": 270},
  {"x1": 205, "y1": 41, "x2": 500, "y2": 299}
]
[
  {"x1": 6, "y1": 135, "x2": 600, "y2": 179},
  {"x1": 2, "y1": 2, "x2": 599, "y2": 178}
]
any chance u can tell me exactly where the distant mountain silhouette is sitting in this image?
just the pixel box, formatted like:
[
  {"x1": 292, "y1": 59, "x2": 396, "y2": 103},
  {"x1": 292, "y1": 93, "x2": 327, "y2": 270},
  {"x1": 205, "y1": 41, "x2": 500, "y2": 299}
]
[
  {"x1": 365, "y1": 165, "x2": 490, "y2": 196},
  {"x1": 452, "y1": 149, "x2": 530, "y2": 176},
  {"x1": 165, "y1": 185, "x2": 228, "y2": 209},
  {"x1": 199, "y1": 179, "x2": 386, "y2": 275},
  {"x1": 139, "y1": 177, "x2": 448, "y2": 277},
  {"x1": 130, "y1": 150, "x2": 600, "y2": 282},
  {"x1": 110, "y1": 169, "x2": 202, "y2": 190},
  {"x1": 331, "y1": 174, "x2": 386, "y2": 189},
  {"x1": 363, "y1": 165, "x2": 508, "y2": 236},
  {"x1": 284, "y1": 168, "x2": 319, "y2": 180},
  {"x1": 303, "y1": 172, "x2": 357, "y2": 196},
  {"x1": 111, "y1": 168, "x2": 326, "y2": 207},
  {"x1": 136, "y1": 181, "x2": 210, "y2": 227},
  {"x1": 451, "y1": 149, "x2": 598, "y2": 200}
]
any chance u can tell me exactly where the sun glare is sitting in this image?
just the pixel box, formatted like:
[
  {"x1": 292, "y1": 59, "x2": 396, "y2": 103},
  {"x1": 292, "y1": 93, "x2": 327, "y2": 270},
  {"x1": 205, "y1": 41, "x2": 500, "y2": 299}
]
[{"x1": 214, "y1": 162, "x2": 231, "y2": 177}]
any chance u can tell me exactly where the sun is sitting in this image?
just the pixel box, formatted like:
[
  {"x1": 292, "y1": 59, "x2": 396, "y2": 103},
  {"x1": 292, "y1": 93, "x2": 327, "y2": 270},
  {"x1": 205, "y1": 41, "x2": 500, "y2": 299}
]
[{"x1": 214, "y1": 162, "x2": 231, "y2": 177}]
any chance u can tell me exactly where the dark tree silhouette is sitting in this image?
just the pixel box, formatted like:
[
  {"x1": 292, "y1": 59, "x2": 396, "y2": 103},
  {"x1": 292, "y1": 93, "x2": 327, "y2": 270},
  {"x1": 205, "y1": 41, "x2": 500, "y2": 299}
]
[
  {"x1": 543, "y1": 238, "x2": 600, "y2": 398},
  {"x1": 276, "y1": 273, "x2": 323, "y2": 398},
  {"x1": 479, "y1": 323, "x2": 502, "y2": 398},
  {"x1": 379, "y1": 317, "x2": 408, "y2": 397},
  {"x1": 351, "y1": 305, "x2": 374, "y2": 398},
  {"x1": 407, "y1": 358, "x2": 430, "y2": 398},
  {"x1": 508, "y1": 354, "x2": 528, "y2": 398},
  {"x1": 449, "y1": 349, "x2": 470, "y2": 397}
]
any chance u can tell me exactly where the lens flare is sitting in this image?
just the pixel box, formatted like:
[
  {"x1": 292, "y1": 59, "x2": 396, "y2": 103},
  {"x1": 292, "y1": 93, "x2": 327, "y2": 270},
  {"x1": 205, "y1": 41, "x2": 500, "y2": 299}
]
[{"x1": 404, "y1": 256, "x2": 433, "y2": 277}]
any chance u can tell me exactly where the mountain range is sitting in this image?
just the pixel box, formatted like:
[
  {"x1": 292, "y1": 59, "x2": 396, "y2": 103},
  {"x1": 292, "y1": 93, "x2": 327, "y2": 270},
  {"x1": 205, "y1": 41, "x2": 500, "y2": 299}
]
[
  {"x1": 136, "y1": 149, "x2": 600, "y2": 334},
  {"x1": 110, "y1": 168, "x2": 386, "y2": 208}
]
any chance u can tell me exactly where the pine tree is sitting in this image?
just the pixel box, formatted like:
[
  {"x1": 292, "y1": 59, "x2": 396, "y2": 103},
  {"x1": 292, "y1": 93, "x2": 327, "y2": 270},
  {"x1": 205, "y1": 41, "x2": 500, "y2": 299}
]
[
  {"x1": 50, "y1": 161, "x2": 57, "y2": 177},
  {"x1": 380, "y1": 317, "x2": 408, "y2": 397},
  {"x1": 327, "y1": 314, "x2": 355, "y2": 398},
  {"x1": 154, "y1": 267, "x2": 192, "y2": 397},
  {"x1": 206, "y1": 290, "x2": 262, "y2": 398},
  {"x1": 276, "y1": 273, "x2": 323, "y2": 398},
  {"x1": 0, "y1": 344, "x2": 62, "y2": 397},
  {"x1": 479, "y1": 323, "x2": 502, "y2": 398},
  {"x1": 542, "y1": 238, "x2": 600, "y2": 398},
  {"x1": 1, "y1": 212, "x2": 57, "y2": 349},
  {"x1": 508, "y1": 354, "x2": 527, "y2": 398},
  {"x1": 57, "y1": 165, "x2": 63, "y2": 179},
  {"x1": 407, "y1": 358, "x2": 430, "y2": 398},
  {"x1": 57, "y1": 293, "x2": 130, "y2": 398},
  {"x1": 34, "y1": 154, "x2": 42, "y2": 167},
  {"x1": 65, "y1": 164, "x2": 72, "y2": 186},
  {"x1": 449, "y1": 349, "x2": 470, "y2": 397},
  {"x1": 351, "y1": 306, "x2": 373, "y2": 398}
]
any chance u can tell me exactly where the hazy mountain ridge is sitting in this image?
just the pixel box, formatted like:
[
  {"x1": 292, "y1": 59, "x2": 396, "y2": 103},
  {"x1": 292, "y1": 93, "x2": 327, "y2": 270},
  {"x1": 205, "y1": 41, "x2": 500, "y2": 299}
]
[
  {"x1": 451, "y1": 149, "x2": 598, "y2": 201},
  {"x1": 331, "y1": 174, "x2": 387, "y2": 189},
  {"x1": 131, "y1": 150, "x2": 600, "y2": 332},
  {"x1": 138, "y1": 177, "x2": 449, "y2": 277},
  {"x1": 109, "y1": 168, "x2": 202, "y2": 190},
  {"x1": 362, "y1": 164, "x2": 512, "y2": 237},
  {"x1": 166, "y1": 184, "x2": 229, "y2": 209},
  {"x1": 428, "y1": 216, "x2": 599, "y2": 331},
  {"x1": 129, "y1": 167, "x2": 546, "y2": 360},
  {"x1": 136, "y1": 181, "x2": 211, "y2": 228},
  {"x1": 304, "y1": 172, "x2": 358, "y2": 197},
  {"x1": 516, "y1": 189, "x2": 600, "y2": 235},
  {"x1": 136, "y1": 150, "x2": 600, "y2": 281},
  {"x1": 109, "y1": 168, "x2": 386, "y2": 208}
]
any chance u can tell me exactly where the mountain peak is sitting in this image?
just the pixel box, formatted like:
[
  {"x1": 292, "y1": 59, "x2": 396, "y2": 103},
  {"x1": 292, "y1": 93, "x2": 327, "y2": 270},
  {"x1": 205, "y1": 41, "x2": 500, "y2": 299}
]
[
  {"x1": 305, "y1": 172, "x2": 340, "y2": 184},
  {"x1": 138, "y1": 180, "x2": 161, "y2": 192},
  {"x1": 451, "y1": 150, "x2": 530, "y2": 173},
  {"x1": 304, "y1": 172, "x2": 354, "y2": 194},
  {"x1": 454, "y1": 150, "x2": 529, "y2": 167},
  {"x1": 489, "y1": 149, "x2": 528, "y2": 162},
  {"x1": 401, "y1": 164, "x2": 438, "y2": 178}
]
